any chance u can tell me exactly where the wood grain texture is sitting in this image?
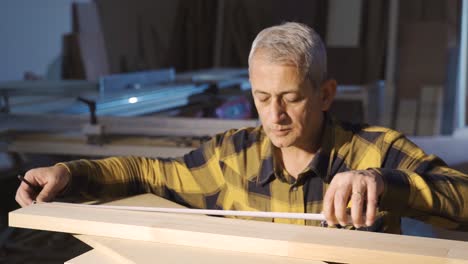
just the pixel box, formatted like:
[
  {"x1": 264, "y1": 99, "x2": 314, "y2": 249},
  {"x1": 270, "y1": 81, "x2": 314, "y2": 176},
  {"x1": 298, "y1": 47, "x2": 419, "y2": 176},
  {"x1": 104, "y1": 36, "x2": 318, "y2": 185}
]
[
  {"x1": 65, "y1": 249, "x2": 123, "y2": 264},
  {"x1": 77, "y1": 235, "x2": 324, "y2": 264},
  {"x1": 9, "y1": 195, "x2": 468, "y2": 264},
  {"x1": 76, "y1": 194, "x2": 325, "y2": 264},
  {"x1": 92, "y1": 193, "x2": 191, "y2": 208}
]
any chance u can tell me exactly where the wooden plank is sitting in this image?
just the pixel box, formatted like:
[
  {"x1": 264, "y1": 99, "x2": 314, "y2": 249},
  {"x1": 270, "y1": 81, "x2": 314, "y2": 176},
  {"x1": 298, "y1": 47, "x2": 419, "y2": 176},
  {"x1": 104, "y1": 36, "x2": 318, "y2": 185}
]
[
  {"x1": 65, "y1": 249, "x2": 123, "y2": 264},
  {"x1": 73, "y1": 2, "x2": 110, "y2": 81},
  {"x1": 62, "y1": 203, "x2": 329, "y2": 221},
  {"x1": 1, "y1": 113, "x2": 259, "y2": 137},
  {"x1": 5, "y1": 139, "x2": 192, "y2": 158},
  {"x1": 79, "y1": 194, "x2": 326, "y2": 264},
  {"x1": 382, "y1": 0, "x2": 399, "y2": 127},
  {"x1": 97, "y1": 193, "x2": 186, "y2": 207},
  {"x1": 0, "y1": 80, "x2": 97, "y2": 96},
  {"x1": 75, "y1": 194, "x2": 184, "y2": 264},
  {"x1": 77, "y1": 235, "x2": 323, "y2": 264},
  {"x1": 9, "y1": 200, "x2": 468, "y2": 264},
  {"x1": 326, "y1": 0, "x2": 363, "y2": 47}
]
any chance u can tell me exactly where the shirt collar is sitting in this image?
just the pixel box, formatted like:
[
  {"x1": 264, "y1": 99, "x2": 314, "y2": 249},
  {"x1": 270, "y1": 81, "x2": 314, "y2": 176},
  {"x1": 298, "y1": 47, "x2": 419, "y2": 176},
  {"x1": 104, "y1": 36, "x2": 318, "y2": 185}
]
[{"x1": 257, "y1": 112, "x2": 336, "y2": 186}]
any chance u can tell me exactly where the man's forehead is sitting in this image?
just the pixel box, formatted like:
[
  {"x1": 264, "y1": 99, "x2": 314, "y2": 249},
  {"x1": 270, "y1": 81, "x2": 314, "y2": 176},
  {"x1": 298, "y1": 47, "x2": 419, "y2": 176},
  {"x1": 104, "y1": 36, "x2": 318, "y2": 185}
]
[
  {"x1": 250, "y1": 59, "x2": 305, "y2": 81},
  {"x1": 250, "y1": 64, "x2": 310, "y2": 92},
  {"x1": 250, "y1": 79, "x2": 308, "y2": 95}
]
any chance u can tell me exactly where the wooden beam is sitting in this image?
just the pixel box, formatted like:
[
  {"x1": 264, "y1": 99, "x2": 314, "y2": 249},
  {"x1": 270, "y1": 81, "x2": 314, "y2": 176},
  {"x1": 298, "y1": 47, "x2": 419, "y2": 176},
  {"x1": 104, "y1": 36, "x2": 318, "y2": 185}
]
[
  {"x1": 9, "y1": 200, "x2": 468, "y2": 264},
  {"x1": 382, "y1": 0, "x2": 399, "y2": 127},
  {"x1": 4, "y1": 137, "x2": 193, "y2": 158},
  {"x1": 1, "y1": 113, "x2": 259, "y2": 137},
  {"x1": 59, "y1": 203, "x2": 330, "y2": 221},
  {"x1": 65, "y1": 249, "x2": 123, "y2": 264},
  {"x1": 0, "y1": 80, "x2": 97, "y2": 96},
  {"x1": 75, "y1": 194, "x2": 186, "y2": 264},
  {"x1": 76, "y1": 194, "x2": 325, "y2": 264},
  {"x1": 77, "y1": 235, "x2": 323, "y2": 264}
]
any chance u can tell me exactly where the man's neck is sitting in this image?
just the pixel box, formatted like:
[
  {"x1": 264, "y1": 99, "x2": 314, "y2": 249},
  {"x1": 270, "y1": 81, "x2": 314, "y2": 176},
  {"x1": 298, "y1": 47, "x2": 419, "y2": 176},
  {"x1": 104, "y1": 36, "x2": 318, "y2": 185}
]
[
  {"x1": 278, "y1": 146, "x2": 318, "y2": 179},
  {"x1": 277, "y1": 113, "x2": 326, "y2": 179}
]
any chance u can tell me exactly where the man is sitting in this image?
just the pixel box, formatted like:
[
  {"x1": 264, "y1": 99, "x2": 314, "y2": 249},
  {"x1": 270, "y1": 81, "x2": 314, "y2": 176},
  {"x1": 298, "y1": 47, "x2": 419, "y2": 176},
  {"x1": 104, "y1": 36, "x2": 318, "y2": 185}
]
[{"x1": 16, "y1": 22, "x2": 468, "y2": 233}]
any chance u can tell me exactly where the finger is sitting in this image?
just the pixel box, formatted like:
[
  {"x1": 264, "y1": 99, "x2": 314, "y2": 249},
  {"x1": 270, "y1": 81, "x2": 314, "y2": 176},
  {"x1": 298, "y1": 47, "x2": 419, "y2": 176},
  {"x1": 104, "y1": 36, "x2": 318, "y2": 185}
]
[
  {"x1": 351, "y1": 185, "x2": 366, "y2": 228},
  {"x1": 16, "y1": 187, "x2": 33, "y2": 207},
  {"x1": 15, "y1": 189, "x2": 27, "y2": 207},
  {"x1": 25, "y1": 169, "x2": 53, "y2": 203},
  {"x1": 323, "y1": 185, "x2": 337, "y2": 226},
  {"x1": 24, "y1": 172, "x2": 44, "y2": 189},
  {"x1": 16, "y1": 183, "x2": 35, "y2": 206},
  {"x1": 366, "y1": 180, "x2": 378, "y2": 226},
  {"x1": 36, "y1": 181, "x2": 59, "y2": 202},
  {"x1": 334, "y1": 187, "x2": 351, "y2": 226},
  {"x1": 20, "y1": 181, "x2": 38, "y2": 196}
]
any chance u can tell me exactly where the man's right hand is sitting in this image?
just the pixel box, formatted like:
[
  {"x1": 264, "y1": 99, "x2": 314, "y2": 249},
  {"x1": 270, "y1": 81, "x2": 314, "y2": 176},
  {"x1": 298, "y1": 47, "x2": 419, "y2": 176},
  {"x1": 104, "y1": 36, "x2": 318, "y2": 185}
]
[{"x1": 15, "y1": 165, "x2": 71, "y2": 207}]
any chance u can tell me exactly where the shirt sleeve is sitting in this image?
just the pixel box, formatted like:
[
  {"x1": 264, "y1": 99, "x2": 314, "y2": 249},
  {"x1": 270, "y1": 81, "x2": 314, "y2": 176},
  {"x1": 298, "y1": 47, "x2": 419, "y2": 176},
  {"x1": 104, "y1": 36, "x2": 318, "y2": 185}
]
[
  {"x1": 372, "y1": 131, "x2": 468, "y2": 231},
  {"x1": 58, "y1": 131, "x2": 233, "y2": 209}
]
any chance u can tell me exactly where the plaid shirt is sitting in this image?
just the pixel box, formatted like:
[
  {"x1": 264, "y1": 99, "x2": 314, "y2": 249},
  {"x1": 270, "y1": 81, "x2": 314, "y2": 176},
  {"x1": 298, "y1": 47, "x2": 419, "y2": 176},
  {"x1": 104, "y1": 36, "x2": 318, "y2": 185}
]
[{"x1": 61, "y1": 114, "x2": 468, "y2": 233}]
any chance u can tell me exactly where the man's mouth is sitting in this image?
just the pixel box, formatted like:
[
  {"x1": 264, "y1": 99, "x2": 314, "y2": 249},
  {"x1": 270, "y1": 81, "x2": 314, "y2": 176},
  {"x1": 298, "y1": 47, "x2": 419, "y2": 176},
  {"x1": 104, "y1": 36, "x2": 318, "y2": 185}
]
[{"x1": 271, "y1": 128, "x2": 291, "y2": 136}]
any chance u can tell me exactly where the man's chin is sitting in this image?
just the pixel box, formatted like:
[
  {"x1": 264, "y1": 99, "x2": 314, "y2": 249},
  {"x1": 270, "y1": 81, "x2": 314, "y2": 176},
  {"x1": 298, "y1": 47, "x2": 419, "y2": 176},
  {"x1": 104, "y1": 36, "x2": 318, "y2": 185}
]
[{"x1": 269, "y1": 136, "x2": 294, "y2": 148}]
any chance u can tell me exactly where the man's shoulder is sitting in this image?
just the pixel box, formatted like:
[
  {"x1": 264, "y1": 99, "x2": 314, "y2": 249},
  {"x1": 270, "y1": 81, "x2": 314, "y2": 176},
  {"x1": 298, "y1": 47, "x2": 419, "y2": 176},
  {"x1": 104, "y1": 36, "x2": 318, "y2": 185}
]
[
  {"x1": 338, "y1": 121, "x2": 404, "y2": 144},
  {"x1": 219, "y1": 125, "x2": 264, "y2": 144},
  {"x1": 213, "y1": 125, "x2": 265, "y2": 154}
]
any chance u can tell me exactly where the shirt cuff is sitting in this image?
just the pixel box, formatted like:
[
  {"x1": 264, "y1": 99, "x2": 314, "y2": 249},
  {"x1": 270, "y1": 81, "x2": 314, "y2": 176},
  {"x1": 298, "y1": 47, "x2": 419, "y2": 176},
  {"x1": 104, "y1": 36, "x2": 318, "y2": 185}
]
[
  {"x1": 55, "y1": 160, "x2": 91, "y2": 196},
  {"x1": 368, "y1": 168, "x2": 411, "y2": 213}
]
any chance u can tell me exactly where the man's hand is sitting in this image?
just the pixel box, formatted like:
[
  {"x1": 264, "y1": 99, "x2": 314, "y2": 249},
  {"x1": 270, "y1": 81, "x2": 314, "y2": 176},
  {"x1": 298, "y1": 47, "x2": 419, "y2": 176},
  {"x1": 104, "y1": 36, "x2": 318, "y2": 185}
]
[
  {"x1": 323, "y1": 169, "x2": 384, "y2": 228},
  {"x1": 15, "y1": 165, "x2": 71, "y2": 207}
]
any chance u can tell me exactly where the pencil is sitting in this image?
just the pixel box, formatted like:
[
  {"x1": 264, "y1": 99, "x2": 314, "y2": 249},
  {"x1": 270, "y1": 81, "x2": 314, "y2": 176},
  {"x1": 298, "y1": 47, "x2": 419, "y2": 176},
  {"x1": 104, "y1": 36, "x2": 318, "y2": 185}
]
[{"x1": 17, "y1": 175, "x2": 42, "y2": 194}]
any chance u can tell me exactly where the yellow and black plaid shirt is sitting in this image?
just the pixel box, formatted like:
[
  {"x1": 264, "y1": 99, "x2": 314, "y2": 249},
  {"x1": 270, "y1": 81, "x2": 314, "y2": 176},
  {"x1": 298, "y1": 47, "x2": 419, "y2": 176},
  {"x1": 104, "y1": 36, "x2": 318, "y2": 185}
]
[{"x1": 62, "y1": 114, "x2": 468, "y2": 233}]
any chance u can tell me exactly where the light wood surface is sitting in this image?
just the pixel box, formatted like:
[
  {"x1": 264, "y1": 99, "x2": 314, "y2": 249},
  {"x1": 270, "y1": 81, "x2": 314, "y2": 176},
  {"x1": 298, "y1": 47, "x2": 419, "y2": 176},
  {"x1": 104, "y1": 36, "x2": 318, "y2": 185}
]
[
  {"x1": 9, "y1": 194, "x2": 468, "y2": 264},
  {"x1": 65, "y1": 249, "x2": 124, "y2": 264},
  {"x1": 76, "y1": 235, "x2": 323, "y2": 264},
  {"x1": 97, "y1": 193, "x2": 187, "y2": 207},
  {"x1": 58, "y1": 202, "x2": 329, "y2": 221},
  {"x1": 75, "y1": 194, "x2": 325, "y2": 264}
]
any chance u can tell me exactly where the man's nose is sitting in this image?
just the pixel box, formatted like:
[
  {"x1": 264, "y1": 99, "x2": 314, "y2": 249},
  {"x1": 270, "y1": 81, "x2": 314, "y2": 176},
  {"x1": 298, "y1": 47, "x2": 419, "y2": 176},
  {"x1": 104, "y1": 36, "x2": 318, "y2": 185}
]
[{"x1": 269, "y1": 99, "x2": 286, "y2": 123}]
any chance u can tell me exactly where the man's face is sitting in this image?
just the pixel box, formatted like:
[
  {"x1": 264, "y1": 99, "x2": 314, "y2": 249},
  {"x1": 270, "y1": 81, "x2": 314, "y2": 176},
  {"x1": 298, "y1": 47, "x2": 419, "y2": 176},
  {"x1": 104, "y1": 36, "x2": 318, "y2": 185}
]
[{"x1": 250, "y1": 57, "x2": 327, "y2": 150}]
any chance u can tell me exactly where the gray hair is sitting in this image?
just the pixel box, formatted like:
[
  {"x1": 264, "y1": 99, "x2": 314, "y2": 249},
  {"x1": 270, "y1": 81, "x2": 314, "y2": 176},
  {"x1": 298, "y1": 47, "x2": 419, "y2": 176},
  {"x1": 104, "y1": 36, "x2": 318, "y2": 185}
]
[{"x1": 248, "y1": 22, "x2": 327, "y2": 88}]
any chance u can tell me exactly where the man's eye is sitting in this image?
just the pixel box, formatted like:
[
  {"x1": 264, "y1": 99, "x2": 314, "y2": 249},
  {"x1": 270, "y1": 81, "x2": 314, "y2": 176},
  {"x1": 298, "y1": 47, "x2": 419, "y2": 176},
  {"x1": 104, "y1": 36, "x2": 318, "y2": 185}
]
[
  {"x1": 285, "y1": 95, "x2": 301, "y2": 102},
  {"x1": 257, "y1": 96, "x2": 269, "y2": 102}
]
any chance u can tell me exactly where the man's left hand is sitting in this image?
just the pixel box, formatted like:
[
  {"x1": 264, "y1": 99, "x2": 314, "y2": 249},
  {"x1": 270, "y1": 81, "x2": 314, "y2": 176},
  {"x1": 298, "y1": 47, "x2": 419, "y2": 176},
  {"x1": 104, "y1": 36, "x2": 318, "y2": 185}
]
[{"x1": 323, "y1": 169, "x2": 384, "y2": 228}]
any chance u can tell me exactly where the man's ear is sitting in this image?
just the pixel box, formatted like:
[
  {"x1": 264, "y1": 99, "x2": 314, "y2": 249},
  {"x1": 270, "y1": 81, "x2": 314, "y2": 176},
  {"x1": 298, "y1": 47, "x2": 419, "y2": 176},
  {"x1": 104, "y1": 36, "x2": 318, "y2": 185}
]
[{"x1": 319, "y1": 79, "x2": 337, "y2": 111}]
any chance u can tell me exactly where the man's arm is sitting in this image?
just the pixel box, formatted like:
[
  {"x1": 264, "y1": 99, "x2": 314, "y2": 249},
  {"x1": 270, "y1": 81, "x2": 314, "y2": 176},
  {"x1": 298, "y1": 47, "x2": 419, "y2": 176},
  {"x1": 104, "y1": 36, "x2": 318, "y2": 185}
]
[
  {"x1": 324, "y1": 131, "x2": 468, "y2": 230},
  {"x1": 17, "y1": 130, "x2": 233, "y2": 209},
  {"x1": 373, "y1": 133, "x2": 468, "y2": 231}
]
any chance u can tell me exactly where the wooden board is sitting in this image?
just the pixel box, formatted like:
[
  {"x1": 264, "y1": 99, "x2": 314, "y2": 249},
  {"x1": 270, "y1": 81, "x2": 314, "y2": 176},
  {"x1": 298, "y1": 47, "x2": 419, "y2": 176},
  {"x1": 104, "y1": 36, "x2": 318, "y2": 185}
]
[
  {"x1": 97, "y1": 193, "x2": 187, "y2": 207},
  {"x1": 9, "y1": 198, "x2": 468, "y2": 264},
  {"x1": 65, "y1": 249, "x2": 123, "y2": 264},
  {"x1": 0, "y1": 80, "x2": 97, "y2": 96},
  {"x1": 72, "y1": 2, "x2": 110, "y2": 80},
  {"x1": 7, "y1": 134, "x2": 194, "y2": 158},
  {"x1": 76, "y1": 194, "x2": 325, "y2": 264},
  {"x1": 326, "y1": 0, "x2": 363, "y2": 47},
  {"x1": 77, "y1": 235, "x2": 323, "y2": 264}
]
